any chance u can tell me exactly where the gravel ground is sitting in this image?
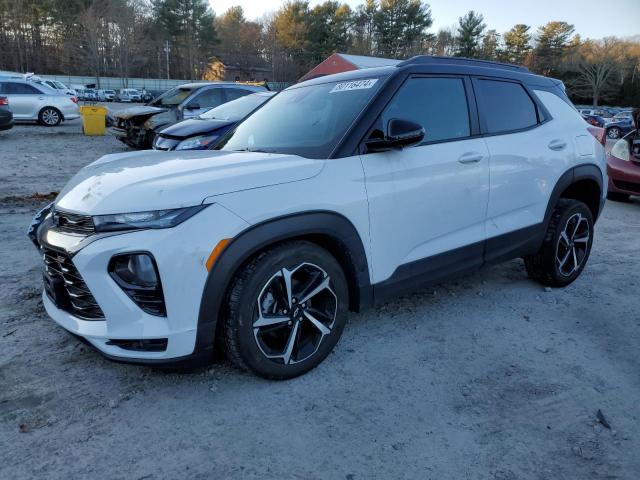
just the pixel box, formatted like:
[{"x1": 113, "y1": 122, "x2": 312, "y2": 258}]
[{"x1": 0, "y1": 119, "x2": 639, "y2": 479}]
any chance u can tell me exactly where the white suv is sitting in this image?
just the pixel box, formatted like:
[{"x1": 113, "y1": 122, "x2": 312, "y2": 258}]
[{"x1": 30, "y1": 57, "x2": 607, "y2": 379}]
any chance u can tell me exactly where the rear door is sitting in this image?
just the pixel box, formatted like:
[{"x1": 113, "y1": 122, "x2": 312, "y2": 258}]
[
  {"x1": 360, "y1": 75, "x2": 490, "y2": 285},
  {"x1": 0, "y1": 82, "x2": 42, "y2": 119},
  {"x1": 474, "y1": 77, "x2": 574, "y2": 260}
]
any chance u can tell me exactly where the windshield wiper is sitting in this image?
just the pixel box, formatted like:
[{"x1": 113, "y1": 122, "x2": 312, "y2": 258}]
[{"x1": 233, "y1": 147, "x2": 271, "y2": 153}]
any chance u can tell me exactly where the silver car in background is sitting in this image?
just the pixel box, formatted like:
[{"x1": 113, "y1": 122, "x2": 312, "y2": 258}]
[{"x1": 0, "y1": 79, "x2": 79, "y2": 126}]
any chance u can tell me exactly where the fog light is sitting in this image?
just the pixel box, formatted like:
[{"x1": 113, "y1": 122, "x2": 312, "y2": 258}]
[
  {"x1": 113, "y1": 254, "x2": 157, "y2": 287},
  {"x1": 109, "y1": 253, "x2": 166, "y2": 316}
]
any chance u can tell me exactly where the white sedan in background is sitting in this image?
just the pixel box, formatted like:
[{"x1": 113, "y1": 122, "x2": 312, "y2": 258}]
[{"x1": 0, "y1": 79, "x2": 79, "y2": 126}]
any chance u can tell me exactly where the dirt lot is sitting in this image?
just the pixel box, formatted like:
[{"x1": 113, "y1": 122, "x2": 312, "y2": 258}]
[{"x1": 1, "y1": 119, "x2": 639, "y2": 479}]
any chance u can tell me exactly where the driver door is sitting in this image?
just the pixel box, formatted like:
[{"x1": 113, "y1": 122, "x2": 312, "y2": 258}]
[
  {"x1": 360, "y1": 76, "x2": 490, "y2": 287},
  {"x1": 183, "y1": 87, "x2": 225, "y2": 119}
]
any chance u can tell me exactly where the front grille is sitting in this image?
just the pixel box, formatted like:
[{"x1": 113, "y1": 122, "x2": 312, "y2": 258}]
[
  {"x1": 42, "y1": 247, "x2": 104, "y2": 320},
  {"x1": 53, "y1": 209, "x2": 95, "y2": 235},
  {"x1": 613, "y1": 179, "x2": 640, "y2": 194}
]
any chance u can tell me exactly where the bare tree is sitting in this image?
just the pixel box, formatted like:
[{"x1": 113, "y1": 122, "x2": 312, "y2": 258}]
[{"x1": 568, "y1": 38, "x2": 624, "y2": 107}]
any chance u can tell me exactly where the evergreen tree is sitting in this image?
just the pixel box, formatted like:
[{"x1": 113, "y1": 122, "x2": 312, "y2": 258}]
[
  {"x1": 502, "y1": 24, "x2": 531, "y2": 65},
  {"x1": 455, "y1": 10, "x2": 485, "y2": 58},
  {"x1": 374, "y1": 0, "x2": 433, "y2": 58},
  {"x1": 481, "y1": 29, "x2": 500, "y2": 60},
  {"x1": 533, "y1": 21, "x2": 575, "y2": 76}
]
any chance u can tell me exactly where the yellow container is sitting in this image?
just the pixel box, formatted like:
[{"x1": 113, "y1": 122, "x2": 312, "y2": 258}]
[{"x1": 79, "y1": 105, "x2": 107, "y2": 136}]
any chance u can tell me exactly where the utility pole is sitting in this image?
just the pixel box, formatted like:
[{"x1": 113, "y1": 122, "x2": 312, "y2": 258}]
[{"x1": 164, "y1": 40, "x2": 171, "y2": 81}]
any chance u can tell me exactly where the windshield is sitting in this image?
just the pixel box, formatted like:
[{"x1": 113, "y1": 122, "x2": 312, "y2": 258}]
[
  {"x1": 54, "y1": 81, "x2": 66, "y2": 89},
  {"x1": 219, "y1": 77, "x2": 384, "y2": 158},
  {"x1": 199, "y1": 93, "x2": 273, "y2": 121},
  {"x1": 150, "y1": 87, "x2": 194, "y2": 107}
]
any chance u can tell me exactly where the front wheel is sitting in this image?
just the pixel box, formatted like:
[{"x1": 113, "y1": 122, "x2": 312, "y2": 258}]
[
  {"x1": 38, "y1": 107, "x2": 62, "y2": 126},
  {"x1": 524, "y1": 199, "x2": 594, "y2": 287},
  {"x1": 223, "y1": 241, "x2": 349, "y2": 379}
]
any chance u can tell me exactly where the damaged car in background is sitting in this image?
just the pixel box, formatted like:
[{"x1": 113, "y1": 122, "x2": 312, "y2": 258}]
[{"x1": 109, "y1": 82, "x2": 267, "y2": 149}]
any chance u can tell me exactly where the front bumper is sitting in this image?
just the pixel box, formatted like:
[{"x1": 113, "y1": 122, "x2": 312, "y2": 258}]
[
  {"x1": 34, "y1": 203, "x2": 250, "y2": 364},
  {"x1": 607, "y1": 154, "x2": 640, "y2": 195}
]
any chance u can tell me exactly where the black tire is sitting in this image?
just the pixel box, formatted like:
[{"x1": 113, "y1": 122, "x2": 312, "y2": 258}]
[
  {"x1": 38, "y1": 107, "x2": 62, "y2": 126},
  {"x1": 607, "y1": 191, "x2": 630, "y2": 202},
  {"x1": 607, "y1": 127, "x2": 621, "y2": 139},
  {"x1": 223, "y1": 241, "x2": 349, "y2": 380},
  {"x1": 524, "y1": 199, "x2": 594, "y2": 287}
]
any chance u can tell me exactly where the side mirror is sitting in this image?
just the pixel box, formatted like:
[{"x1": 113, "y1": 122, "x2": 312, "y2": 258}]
[
  {"x1": 185, "y1": 103, "x2": 201, "y2": 110},
  {"x1": 365, "y1": 118, "x2": 425, "y2": 153}
]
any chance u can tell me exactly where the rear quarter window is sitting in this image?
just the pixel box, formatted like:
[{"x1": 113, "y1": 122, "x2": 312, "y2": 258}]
[{"x1": 475, "y1": 79, "x2": 539, "y2": 134}]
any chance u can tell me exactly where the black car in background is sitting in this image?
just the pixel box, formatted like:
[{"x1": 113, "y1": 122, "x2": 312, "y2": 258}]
[
  {"x1": 109, "y1": 82, "x2": 267, "y2": 149},
  {"x1": 0, "y1": 96, "x2": 13, "y2": 131},
  {"x1": 154, "y1": 91, "x2": 276, "y2": 151}
]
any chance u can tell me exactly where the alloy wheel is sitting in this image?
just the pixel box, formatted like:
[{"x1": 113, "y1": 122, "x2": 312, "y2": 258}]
[
  {"x1": 253, "y1": 263, "x2": 337, "y2": 365},
  {"x1": 555, "y1": 212, "x2": 590, "y2": 277},
  {"x1": 42, "y1": 109, "x2": 60, "y2": 125},
  {"x1": 607, "y1": 127, "x2": 620, "y2": 139}
]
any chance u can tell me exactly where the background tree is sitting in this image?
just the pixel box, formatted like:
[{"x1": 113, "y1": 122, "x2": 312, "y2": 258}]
[
  {"x1": 373, "y1": 0, "x2": 433, "y2": 58},
  {"x1": 532, "y1": 21, "x2": 575, "y2": 76},
  {"x1": 153, "y1": 0, "x2": 218, "y2": 79},
  {"x1": 305, "y1": 2, "x2": 353, "y2": 65},
  {"x1": 352, "y1": 0, "x2": 377, "y2": 55},
  {"x1": 502, "y1": 24, "x2": 531, "y2": 65},
  {"x1": 480, "y1": 29, "x2": 500, "y2": 60},
  {"x1": 455, "y1": 10, "x2": 485, "y2": 58},
  {"x1": 567, "y1": 38, "x2": 626, "y2": 106}
]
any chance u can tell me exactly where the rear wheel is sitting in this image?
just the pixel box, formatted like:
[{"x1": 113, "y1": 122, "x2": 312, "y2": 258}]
[
  {"x1": 223, "y1": 241, "x2": 348, "y2": 379},
  {"x1": 607, "y1": 191, "x2": 630, "y2": 202},
  {"x1": 607, "y1": 127, "x2": 621, "y2": 139},
  {"x1": 38, "y1": 107, "x2": 62, "y2": 126},
  {"x1": 524, "y1": 199, "x2": 594, "y2": 287}
]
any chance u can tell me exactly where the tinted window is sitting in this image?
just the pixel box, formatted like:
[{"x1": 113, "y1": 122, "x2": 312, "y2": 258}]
[
  {"x1": 191, "y1": 88, "x2": 224, "y2": 108},
  {"x1": 225, "y1": 89, "x2": 254, "y2": 102},
  {"x1": 5, "y1": 82, "x2": 40, "y2": 94},
  {"x1": 476, "y1": 80, "x2": 538, "y2": 133},
  {"x1": 220, "y1": 77, "x2": 384, "y2": 159},
  {"x1": 381, "y1": 77, "x2": 470, "y2": 143}
]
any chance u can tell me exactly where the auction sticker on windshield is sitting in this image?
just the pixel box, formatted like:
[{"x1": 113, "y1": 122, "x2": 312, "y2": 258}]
[{"x1": 330, "y1": 79, "x2": 378, "y2": 93}]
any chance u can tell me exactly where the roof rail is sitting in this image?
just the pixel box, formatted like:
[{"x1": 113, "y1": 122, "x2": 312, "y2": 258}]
[{"x1": 396, "y1": 55, "x2": 529, "y2": 72}]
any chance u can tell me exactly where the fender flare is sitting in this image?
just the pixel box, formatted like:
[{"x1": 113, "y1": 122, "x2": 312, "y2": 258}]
[
  {"x1": 194, "y1": 210, "x2": 372, "y2": 357},
  {"x1": 543, "y1": 164, "x2": 603, "y2": 229}
]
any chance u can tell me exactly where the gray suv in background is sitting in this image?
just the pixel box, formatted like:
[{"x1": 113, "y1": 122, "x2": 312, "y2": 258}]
[{"x1": 110, "y1": 82, "x2": 266, "y2": 149}]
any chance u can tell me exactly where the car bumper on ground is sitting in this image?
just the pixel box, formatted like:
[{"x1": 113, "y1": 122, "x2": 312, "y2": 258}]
[
  {"x1": 34, "y1": 203, "x2": 250, "y2": 364},
  {"x1": 607, "y1": 154, "x2": 640, "y2": 195}
]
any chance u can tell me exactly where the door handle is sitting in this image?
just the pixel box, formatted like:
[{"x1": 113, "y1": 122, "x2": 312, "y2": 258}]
[
  {"x1": 548, "y1": 139, "x2": 567, "y2": 151},
  {"x1": 458, "y1": 152, "x2": 483, "y2": 164}
]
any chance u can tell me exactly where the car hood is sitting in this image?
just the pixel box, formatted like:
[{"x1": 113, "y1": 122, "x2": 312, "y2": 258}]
[
  {"x1": 55, "y1": 150, "x2": 324, "y2": 215},
  {"x1": 114, "y1": 105, "x2": 168, "y2": 120},
  {"x1": 159, "y1": 118, "x2": 234, "y2": 138}
]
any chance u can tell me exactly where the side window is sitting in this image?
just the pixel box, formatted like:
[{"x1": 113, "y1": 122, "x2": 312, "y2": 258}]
[
  {"x1": 381, "y1": 77, "x2": 470, "y2": 143},
  {"x1": 191, "y1": 88, "x2": 224, "y2": 108},
  {"x1": 7, "y1": 83, "x2": 40, "y2": 94},
  {"x1": 475, "y1": 79, "x2": 538, "y2": 134},
  {"x1": 0, "y1": 83, "x2": 7, "y2": 94},
  {"x1": 225, "y1": 89, "x2": 253, "y2": 102}
]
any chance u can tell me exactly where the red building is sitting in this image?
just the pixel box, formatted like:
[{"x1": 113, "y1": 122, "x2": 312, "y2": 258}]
[{"x1": 299, "y1": 53, "x2": 401, "y2": 82}]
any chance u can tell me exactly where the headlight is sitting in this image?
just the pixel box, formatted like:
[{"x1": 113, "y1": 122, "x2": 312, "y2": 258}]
[
  {"x1": 93, "y1": 205, "x2": 207, "y2": 233},
  {"x1": 175, "y1": 134, "x2": 220, "y2": 151}
]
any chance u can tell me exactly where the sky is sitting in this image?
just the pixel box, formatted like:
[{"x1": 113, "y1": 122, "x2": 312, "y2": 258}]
[{"x1": 208, "y1": 0, "x2": 640, "y2": 40}]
